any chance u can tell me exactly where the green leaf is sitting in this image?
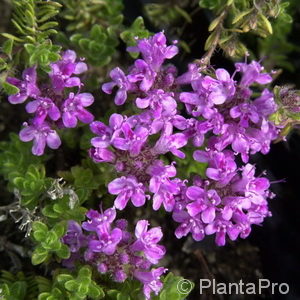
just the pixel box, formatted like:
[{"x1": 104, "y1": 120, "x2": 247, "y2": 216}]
[
  {"x1": 65, "y1": 280, "x2": 78, "y2": 292},
  {"x1": 32, "y1": 246, "x2": 49, "y2": 265},
  {"x1": 88, "y1": 285, "x2": 105, "y2": 299},
  {"x1": 33, "y1": 231, "x2": 46, "y2": 242},
  {"x1": 56, "y1": 244, "x2": 70, "y2": 259},
  {"x1": 42, "y1": 205, "x2": 60, "y2": 218},
  {"x1": 52, "y1": 223, "x2": 66, "y2": 237},
  {"x1": 78, "y1": 266, "x2": 91, "y2": 278},
  {"x1": 1, "y1": 33, "x2": 24, "y2": 42},
  {"x1": 39, "y1": 21, "x2": 59, "y2": 30},
  {"x1": 2, "y1": 39, "x2": 14, "y2": 57},
  {"x1": 154, "y1": 274, "x2": 193, "y2": 300},
  {"x1": 232, "y1": 9, "x2": 252, "y2": 24},
  {"x1": 259, "y1": 13, "x2": 273, "y2": 34},
  {"x1": 11, "y1": 281, "x2": 27, "y2": 299},
  {"x1": 2, "y1": 81, "x2": 20, "y2": 95},
  {"x1": 57, "y1": 273, "x2": 73, "y2": 285},
  {"x1": 32, "y1": 221, "x2": 48, "y2": 233}
]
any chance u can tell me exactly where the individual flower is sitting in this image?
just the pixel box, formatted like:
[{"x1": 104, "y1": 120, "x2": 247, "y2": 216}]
[
  {"x1": 193, "y1": 149, "x2": 237, "y2": 186},
  {"x1": 230, "y1": 102, "x2": 260, "y2": 128},
  {"x1": 82, "y1": 207, "x2": 116, "y2": 232},
  {"x1": 235, "y1": 60, "x2": 272, "y2": 87},
  {"x1": 62, "y1": 221, "x2": 87, "y2": 252},
  {"x1": 61, "y1": 92, "x2": 94, "y2": 128},
  {"x1": 26, "y1": 97, "x2": 60, "y2": 125},
  {"x1": 129, "y1": 32, "x2": 178, "y2": 71},
  {"x1": 201, "y1": 68, "x2": 236, "y2": 105},
  {"x1": 88, "y1": 222, "x2": 122, "y2": 255},
  {"x1": 7, "y1": 67, "x2": 40, "y2": 104},
  {"x1": 130, "y1": 220, "x2": 166, "y2": 264},
  {"x1": 127, "y1": 59, "x2": 157, "y2": 92},
  {"x1": 136, "y1": 90, "x2": 177, "y2": 118},
  {"x1": 49, "y1": 50, "x2": 87, "y2": 91},
  {"x1": 108, "y1": 176, "x2": 146, "y2": 210},
  {"x1": 19, "y1": 121, "x2": 61, "y2": 156},
  {"x1": 102, "y1": 67, "x2": 133, "y2": 105},
  {"x1": 112, "y1": 122, "x2": 149, "y2": 156},
  {"x1": 147, "y1": 160, "x2": 180, "y2": 211},
  {"x1": 134, "y1": 267, "x2": 167, "y2": 299}
]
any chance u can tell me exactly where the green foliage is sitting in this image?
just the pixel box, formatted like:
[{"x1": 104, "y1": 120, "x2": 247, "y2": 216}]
[
  {"x1": 2, "y1": 81, "x2": 20, "y2": 95},
  {"x1": 143, "y1": 1, "x2": 192, "y2": 53},
  {"x1": 153, "y1": 273, "x2": 194, "y2": 300},
  {"x1": 106, "y1": 273, "x2": 193, "y2": 300},
  {"x1": 1, "y1": 0, "x2": 61, "y2": 72},
  {"x1": 58, "y1": 166, "x2": 101, "y2": 203},
  {"x1": 120, "y1": 17, "x2": 150, "y2": 58},
  {"x1": 59, "y1": 0, "x2": 124, "y2": 32},
  {"x1": 0, "y1": 271, "x2": 40, "y2": 300},
  {"x1": 31, "y1": 221, "x2": 70, "y2": 265},
  {"x1": 42, "y1": 195, "x2": 87, "y2": 223},
  {"x1": 24, "y1": 42, "x2": 61, "y2": 72},
  {"x1": 258, "y1": 1, "x2": 297, "y2": 71},
  {"x1": 38, "y1": 266, "x2": 105, "y2": 300},
  {"x1": 12, "y1": 164, "x2": 50, "y2": 208},
  {"x1": 144, "y1": 1, "x2": 192, "y2": 29},
  {"x1": 270, "y1": 85, "x2": 300, "y2": 139},
  {"x1": 69, "y1": 24, "x2": 118, "y2": 66},
  {"x1": 106, "y1": 279, "x2": 143, "y2": 300},
  {"x1": 0, "y1": 133, "x2": 50, "y2": 209},
  {"x1": 2, "y1": 0, "x2": 61, "y2": 44},
  {"x1": 200, "y1": 0, "x2": 286, "y2": 59}
]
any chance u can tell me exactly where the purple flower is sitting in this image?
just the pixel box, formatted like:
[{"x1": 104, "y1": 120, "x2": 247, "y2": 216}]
[
  {"x1": 147, "y1": 160, "x2": 180, "y2": 211},
  {"x1": 114, "y1": 270, "x2": 127, "y2": 282},
  {"x1": 186, "y1": 186, "x2": 220, "y2": 224},
  {"x1": 26, "y1": 97, "x2": 60, "y2": 125},
  {"x1": 127, "y1": 59, "x2": 157, "y2": 92},
  {"x1": 49, "y1": 50, "x2": 87, "y2": 91},
  {"x1": 112, "y1": 122, "x2": 149, "y2": 156},
  {"x1": 88, "y1": 223, "x2": 122, "y2": 255},
  {"x1": 193, "y1": 149, "x2": 237, "y2": 186},
  {"x1": 19, "y1": 122, "x2": 61, "y2": 156},
  {"x1": 253, "y1": 89, "x2": 277, "y2": 116},
  {"x1": 173, "y1": 209, "x2": 206, "y2": 241},
  {"x1": 176, "y1": 63, "x2": 201, "y2": 85},
  {"x1": 134, "y1": 267, "x2": 167, "y2": 299},
  {"x1": 7, "y1": 67, "x2": 40, "y2": 104},
  {"x1": 232, "y1": 164, "x2": 270, "y2": 205},
  {"x1": 230, "y1": 102, "x2": 259, "y2": 127},
  {"x1": 136, "y1": 90, "x2": 177, "y2": 118},
  {"x1": 62, "y1": 221, "x2": 87, "y2": 252},
  {"x1": 210, "y1": 123, "x2": 250, "y2": 163},
  {"x1": 108, "y1": 176, "x2": 146, "y2": 210},
  {"x1": 61, "y1": 92, "x2": 94, "y2": 128},
  {"x1": 152, "y1": 132, "x2": 188, "y2": 158},
  {"x1": 89, "y1": 147, "x2": 116, "y2": 163},
  {"x1": 82, "y1": 207, "x2": 116, "y2": 232},
  {"x1": 129, "y1": 32, "x2": 178, "y2": 71},
  {"x1": 90, "y1": 121, "x2": 113, "y2": 149},
  {"x1": 201, "y1": 68, "x2": 236, "y2": 105},
  {"x1": 235, "y1": 61, "x2": 272, "y2": 87},
  {"x1": 205, "y1": 219, "x2": 240, "y2": 246},
  {"x1": 102, "y1": 67, "x2": 133, "y2": 105},
  {"x1": 131, "y1": 220, "x2": 166, "y2": 264}
]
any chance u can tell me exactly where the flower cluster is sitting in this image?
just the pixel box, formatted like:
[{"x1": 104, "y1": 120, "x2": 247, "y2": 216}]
[
  {"x1": 88, "y1": 32, "x2": 279, "y2": 246},
  {"x1": 62, "y1": 207, "x2": 167, "y2": 299},
  {"x1": 6, "y1": 50, "x2": 94, "y2": 155}
]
